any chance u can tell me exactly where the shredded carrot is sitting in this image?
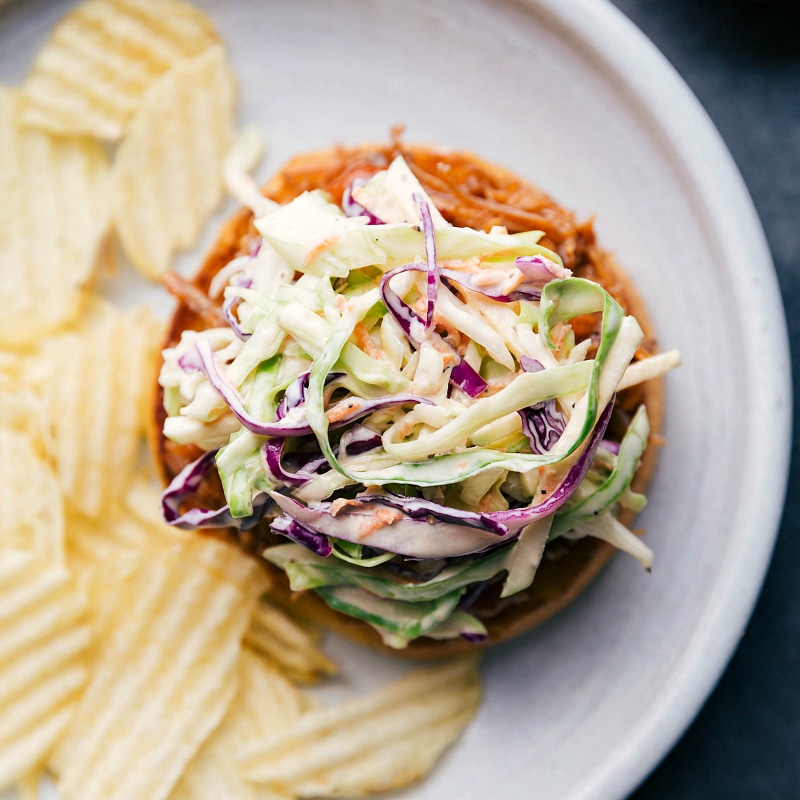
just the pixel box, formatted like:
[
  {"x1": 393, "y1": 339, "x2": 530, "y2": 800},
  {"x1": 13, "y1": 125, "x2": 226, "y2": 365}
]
[
  {"x1": 352, "y1": 322, "x2": 382, "y2": 360},
  {"x1": 356, "y1": 508, "x2": 403, "y2": 538},
  {"x1": 326, "y1": 398, "x2": 362, "y2": 423}
]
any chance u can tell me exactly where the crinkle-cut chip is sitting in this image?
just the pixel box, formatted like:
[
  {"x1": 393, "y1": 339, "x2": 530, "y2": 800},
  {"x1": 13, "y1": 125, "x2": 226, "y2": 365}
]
[
  {"x1": 292, "y1": 708, "x2": 477, "y2": 798},
  {"x1": 15, "y1": 768, "x2": 43, "y2": 800},
  {"x1": 168, "y1": 649, "x2": 307, "y2": 800},
  {"x1": 245, "y1": 598, "x2": 337, "y2": 685},
  {"x1": 65, "y1": 472, "x2": 188, "y2": 575},
  {"x1": 107, "y1": 492, "x2": 187, "y2": 553},
  {"x1": 55, "y1": 537, "x2": 268, "y2": 800},
  {"x1": 112, "y1": 45, "x2": 236, "y2": 279},
  {"x1": 64, "y1": 504, "x2": 187, "y2": 578},
  {"x1": 35, "y1": 302, "x2": 160, "y2": 518},
  {"x1": 0, "y1": 385, "x2": 53, "y2": 458},
  {"x1": 169, "y1": 778, "x2": 294, "y2": 800},
  {"x1": 0, "y1": 550, "x2": 91, "y2": 791},
  {"x1": 234, "y1": 649, "x2": 312, "y2": 737},
  {"x1": 0, "y1": 86, "x2": 112, "y2": 347},
  {"x1": 0, "y1": 429, "x2": 65, "y2": 564},
  {"x1": 238, "y1": 657, "x2": 481, "y2": 797},
  {"x1": 66, "y1": 553, "x2": 142, "y2": 664},
  {"x1": 18, "y1": 0, "x2": 221, "y2": 141},
  {"x1": 0, "y1": 352, "x2": 23, "y2": 388},
  {"x1": 120, "y1": 471, "x2": 189, "y2": 539}
]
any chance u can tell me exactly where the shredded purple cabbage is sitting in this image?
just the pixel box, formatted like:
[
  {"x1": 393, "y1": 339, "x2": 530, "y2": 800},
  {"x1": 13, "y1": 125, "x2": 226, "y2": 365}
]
[
  {"x1": 294, "y1": 398, "x2": 613, "y2": 540},
  {"x1": 494, "y1": 397, "x2": 614, "y2": 528},
  {"x1": 379, "y1": 263, "x2": 486, "y2": 398},
  {"x1": 267, "y1": 399, "x2": 613, "y2": 554},
  {"x1": 599, "y1": 439, "x2": 621, "y2": 456},
  {"x1": 264, "y1": 439, "x2": 319, "y2": 487},
  {"x1": 433, "y1": 253, "x2": 567, "y2": 307},
  {"x1": 160, "y1": 449, "x2": 268, "y2": 530},
  {"x1": 350, "y1": 491, "x2": 509, "y2": 535},
  {"x1": 179, "y1": 341, "x2": 429, "y2": 437},
  {"x1": 342, "y1": 178, "x2": 384, "y2": 224},
  {"x1": 270, "y1": 514, "x2": 332, "y2": 556},
  {"x1": 339, "y1": 424, "x2": 382, "y2": 457},
  {"x1": 415, "y1": 194, "x2": 439, "y2": 330},
  {"x1": 274, "y1": 372, "x2": 310, "y2": 421},
  {"x1": 519, "y1": 355, "x2": 544, "y2": 373},
  {"x1": 439, "y1": 268, "x2": 541, "y2": 303},
  {"x1": 379, "y1": 264, "x2": 427, "y2": 341},
  {"x1": 219, "y1": 240, "x2": 263, "y2": 341},
  {"x1": 519, "y1": 404, "x2": 566, "y2": 454},
  {"x1": 449, "y1": 358, "x2": 488, "y2": 397},
  {"x1": 270, "y1": 491, "x2": 505, "y2": 557},
  {"x1": 515, "y1": 254, "x2": 568, "y2": 282},
  {"x1": 517, "y1": 355, "x2": 566, "y2": 454},
  {"x1": 222, "y1": 274, "x2": 253, "y2": 341}
]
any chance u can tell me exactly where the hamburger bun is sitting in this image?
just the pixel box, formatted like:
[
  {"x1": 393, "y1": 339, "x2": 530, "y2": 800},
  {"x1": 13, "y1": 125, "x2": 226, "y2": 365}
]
[{"x1": 150, "y1": 140, "x2": 663, "y2": 657}]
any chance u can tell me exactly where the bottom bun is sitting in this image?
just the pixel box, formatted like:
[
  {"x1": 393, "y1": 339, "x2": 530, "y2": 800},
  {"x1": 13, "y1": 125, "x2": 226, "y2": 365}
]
[{"x1": 151, "y1": 140, "x2": 663, "y2": 657}]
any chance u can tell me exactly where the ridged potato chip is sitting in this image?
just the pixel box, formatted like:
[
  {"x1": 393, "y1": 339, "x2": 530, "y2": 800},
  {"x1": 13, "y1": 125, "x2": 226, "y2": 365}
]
[
  {"x1": 0, "y1": 386, "x2": 53, "y2": 457},
  {"x1": 122, "y1": 470, "x2": 186, "y2": 532},
  {"x1": 65, "y1": 474, "x2": 188, "y2": 575},
  {"x1": 169, "y1": 649, "x2": 307, "y2": 800},
  {"x1": 245, "y1": 599, "x2": 337, "y2": 685},
  {"x1": 0, "y1": 86, "x2": 112, "y2": 347},
  {"x1": 239, "y1": 657, "x2": 481, "y2": 797},
  {"x1": 234, "y1": 649, "x2": 312, "y2": 738},
  {"x1": 0, "y1": 353, "x2": 22, "y2": 388},
  {"x1": 106, "y1": 475, "x2": 188, "y2": 550},
  {"x1": 63, "y1": 553, "x2": 141, "y2": 667},
  {"x1": 0, "y1": 429, "x2": 64, "y2": 564},
  {"x1": 0, "y1": 549, "x2": 91, "y2": 790},
  {"x1": 292, "y1": 708, "x2": 477, "y2": 798},
  {"x1": 15, "y1": 768, "x2": 42, "y2": 800},
  {"x1": 19, "y1": 0, "x2": 221, "y2": 141},
  {"x1": 55, "y1": 537, "x2": 267, "y2": 800},
  {"x1": 33, "y1": 302, "x2": 160, "y2": 518},
  {"x1": 112, "y1": 45, "x2": 236, "y2": 279}
]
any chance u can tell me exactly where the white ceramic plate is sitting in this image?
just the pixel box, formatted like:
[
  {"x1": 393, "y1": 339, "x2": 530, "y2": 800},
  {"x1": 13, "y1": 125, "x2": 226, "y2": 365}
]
[{"x1": 0, "y1": 1, "x2": 791, "y2": 798}]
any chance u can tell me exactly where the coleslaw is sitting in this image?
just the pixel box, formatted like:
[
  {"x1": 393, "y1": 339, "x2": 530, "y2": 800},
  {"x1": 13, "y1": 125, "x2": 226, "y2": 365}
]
[{"x1": 159, "y1": 154, "x2": 679, "y2": 649}]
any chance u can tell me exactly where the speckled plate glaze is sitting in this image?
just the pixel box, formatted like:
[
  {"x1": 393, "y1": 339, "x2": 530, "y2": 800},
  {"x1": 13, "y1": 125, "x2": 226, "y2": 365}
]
[{"x1": 0, "y1": 1, "x2": 790, "y2": 798}]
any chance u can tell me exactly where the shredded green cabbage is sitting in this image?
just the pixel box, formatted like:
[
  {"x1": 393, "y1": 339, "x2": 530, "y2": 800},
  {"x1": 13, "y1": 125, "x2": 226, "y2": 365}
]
[{"x1": 159, "y1": 156, "x2": 680, "y2": 647}]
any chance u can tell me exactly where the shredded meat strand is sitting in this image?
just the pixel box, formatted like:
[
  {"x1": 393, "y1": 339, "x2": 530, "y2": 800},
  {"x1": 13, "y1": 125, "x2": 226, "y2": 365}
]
[
  {"x1": 175, "y1": 141, "x2": 656, "y2": 360},
  {"x1": 152, "y1": 140, "x2": 663, "y2": 650},
  {"x1": 164, "y1": 271, "x2": 225, "y2": 329}
]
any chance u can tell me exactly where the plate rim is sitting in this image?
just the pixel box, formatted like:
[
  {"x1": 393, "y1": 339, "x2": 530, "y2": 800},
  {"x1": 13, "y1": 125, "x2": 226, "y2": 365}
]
[
  {"x1": 527, "y1": 0, "x2": 792, "y2": 797},
  {"x1": 0, "y1": 1, "x2": 791, "y2": 798}
]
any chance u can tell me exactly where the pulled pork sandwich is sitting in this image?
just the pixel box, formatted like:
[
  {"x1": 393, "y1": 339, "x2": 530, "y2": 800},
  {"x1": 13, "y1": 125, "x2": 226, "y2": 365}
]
[{"x1": 152, "y1": 138, "x2": 678, "y2": 655}]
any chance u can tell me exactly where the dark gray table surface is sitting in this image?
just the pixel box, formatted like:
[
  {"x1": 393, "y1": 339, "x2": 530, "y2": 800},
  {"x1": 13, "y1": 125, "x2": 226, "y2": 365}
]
[{"x1": 608, "y1": 1, "x2": 799, "y2": 797}]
